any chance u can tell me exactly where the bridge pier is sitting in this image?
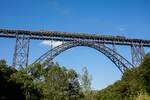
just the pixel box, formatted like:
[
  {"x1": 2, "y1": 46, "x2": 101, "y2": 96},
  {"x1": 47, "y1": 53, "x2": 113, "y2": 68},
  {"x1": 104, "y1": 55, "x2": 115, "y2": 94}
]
[
  {"x1": 131, "y1": 44, "x2": 145, "y2": 67},
  {"x1": 12, "y1": 33, "x2": 30, "y2": 69}
]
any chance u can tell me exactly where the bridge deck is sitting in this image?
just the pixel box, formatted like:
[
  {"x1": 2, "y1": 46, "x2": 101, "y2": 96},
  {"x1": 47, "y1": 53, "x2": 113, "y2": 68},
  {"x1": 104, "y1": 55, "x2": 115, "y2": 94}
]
[{"x1": 0, "y1": 29, "x2": 150, "y2": 47}]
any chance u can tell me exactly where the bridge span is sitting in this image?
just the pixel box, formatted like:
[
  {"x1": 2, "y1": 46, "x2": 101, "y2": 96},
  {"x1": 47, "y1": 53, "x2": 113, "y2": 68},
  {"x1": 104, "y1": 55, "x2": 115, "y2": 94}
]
[
  {"x1": 0, "y1": 29, "x2": 150, "y2": 46},
  {"x1": 0, "y1": 29, "x2": 150, "y2": 73}
]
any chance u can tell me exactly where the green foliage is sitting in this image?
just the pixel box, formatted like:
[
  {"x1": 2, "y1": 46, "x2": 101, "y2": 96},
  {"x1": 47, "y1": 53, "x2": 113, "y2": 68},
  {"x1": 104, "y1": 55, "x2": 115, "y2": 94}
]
[
  {"x1": 80, "y1": 67, "x2": 93, "y2": 100},
  {"x1": 1, "y1": 53, "x2": 150, "y2": 99},
  {"x1": 10, "y1": 69, "x2": 45, "y2": 100},
  {"x1": 95, "y1": 53, "x2": 150, "y2": 100},
  {"x1": 134, "y1": 92, "x2": 150, "y2": 100},
  {"x1": 81, "y1": 67, "x2": 92, "y2": 92},
  {"x1": 0, "y1": 60, "x2": 83, "y2": 100},
  {"x1": 44, "y1": 64, "x2": 83, "y2": 99},
  {"x1": 0, "y1": 60, "x2": 25, "y2": 99}
]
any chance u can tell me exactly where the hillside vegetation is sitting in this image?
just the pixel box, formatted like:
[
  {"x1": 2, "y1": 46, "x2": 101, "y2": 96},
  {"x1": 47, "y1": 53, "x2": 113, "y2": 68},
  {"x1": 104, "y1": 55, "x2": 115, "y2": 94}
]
[
  {"x1": 95, "y1": 53, "x2": 150, "y2": 100},
  {"x1": 0, "y1": 53, "x2": 150, "y2": 100}
]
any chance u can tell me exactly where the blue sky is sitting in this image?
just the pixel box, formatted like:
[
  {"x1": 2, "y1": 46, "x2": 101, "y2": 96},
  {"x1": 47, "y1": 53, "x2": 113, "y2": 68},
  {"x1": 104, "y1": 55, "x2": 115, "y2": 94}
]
[{"x1": 0, "y1": 0, "x2": 150, "y2": 90}]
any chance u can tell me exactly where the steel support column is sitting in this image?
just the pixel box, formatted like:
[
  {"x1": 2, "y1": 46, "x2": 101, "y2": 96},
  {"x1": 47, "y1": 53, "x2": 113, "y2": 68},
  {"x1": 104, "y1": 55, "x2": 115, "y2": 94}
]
[
  {"x1": 12, "y1": 33, "x2": 30, "y2": 69},
  {"x1": 131, "y1": 44, "x2": 145, "y2": 66},
  {"x1": 112, "y1": 43, "x2": 117, "y2": 52}
]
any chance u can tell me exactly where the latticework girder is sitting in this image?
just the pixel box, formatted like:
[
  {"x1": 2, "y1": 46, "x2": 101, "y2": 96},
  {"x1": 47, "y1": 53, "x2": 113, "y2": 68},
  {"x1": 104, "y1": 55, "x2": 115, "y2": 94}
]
[
  {"x1": 131, "y1": 44, "x2": 145, "y2": 66},
  {"x1": 12, "y1": 33, "x2": 30, "y2": 69},
  {"x1": 33, "y1": 41, "x2": 134, "y2": 73}
]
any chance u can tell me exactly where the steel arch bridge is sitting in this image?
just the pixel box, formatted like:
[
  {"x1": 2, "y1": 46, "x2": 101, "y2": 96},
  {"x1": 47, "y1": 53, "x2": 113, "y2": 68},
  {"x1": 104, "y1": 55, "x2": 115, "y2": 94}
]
[
  {"x1": 33, "y1": 41, "x2": 134, "y2": 73},
  {"x1": 0, "y1": 29, "x2": 150, "y2": 73}
]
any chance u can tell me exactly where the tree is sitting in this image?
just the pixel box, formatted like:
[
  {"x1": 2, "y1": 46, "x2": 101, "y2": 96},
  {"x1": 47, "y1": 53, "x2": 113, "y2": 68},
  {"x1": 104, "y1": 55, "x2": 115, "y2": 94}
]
[
  {"x1": 67, "y1": 69, "x2": 84, "y2": 99},
  {"x1": 10, "y1": 64, "x2": 47, "y2": 100},
  {"x1": 0, "y1": 60, "x2": 86, "y2": 99},
  {"x1": 44, "y1": 64, "x2": 83, "y2": 99},
  {"x1": 0, "y1": 60, "x2": 25, "y2": 100},
  {"x1": 81, "y1": 67, "x2": 92, "y2": 100}
]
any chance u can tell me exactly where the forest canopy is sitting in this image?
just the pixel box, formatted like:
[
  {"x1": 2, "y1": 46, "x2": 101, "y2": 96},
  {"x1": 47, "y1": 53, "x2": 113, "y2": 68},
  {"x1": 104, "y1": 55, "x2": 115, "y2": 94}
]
[{"x1": 0, "y1": 53, "x2": 150, "y2": 100}]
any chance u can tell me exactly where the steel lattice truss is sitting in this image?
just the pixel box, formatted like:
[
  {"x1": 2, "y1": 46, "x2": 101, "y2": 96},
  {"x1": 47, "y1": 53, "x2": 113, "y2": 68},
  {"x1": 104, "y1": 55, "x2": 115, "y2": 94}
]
[
  {"x1": 12, "y1": 33, "x2": 30, "y2": 69},
  {"x1": 33, "y1": 41, "x2": 134, "y2": 73},
  {"x1": 0, "y1": 28, "x2": 150, "y2": 72}
]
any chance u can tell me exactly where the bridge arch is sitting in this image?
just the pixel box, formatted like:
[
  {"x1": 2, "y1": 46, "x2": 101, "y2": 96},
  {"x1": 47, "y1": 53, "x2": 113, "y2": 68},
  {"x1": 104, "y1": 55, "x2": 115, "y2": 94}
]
[{"x1": 33, "y1": 41, "x2": 134, "y2": 73}]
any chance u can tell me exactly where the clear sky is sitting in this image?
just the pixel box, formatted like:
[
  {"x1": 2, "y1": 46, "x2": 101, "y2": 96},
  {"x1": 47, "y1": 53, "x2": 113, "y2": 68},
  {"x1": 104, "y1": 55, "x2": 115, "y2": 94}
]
[{"x1": 0, "y1": 0, "x2": 150, "y2": 90}]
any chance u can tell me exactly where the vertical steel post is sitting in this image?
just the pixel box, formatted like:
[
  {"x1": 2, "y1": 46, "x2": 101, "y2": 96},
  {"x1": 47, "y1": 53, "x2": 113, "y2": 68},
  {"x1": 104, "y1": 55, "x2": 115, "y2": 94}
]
[
  {"x1": 12, "y1": 33, "x2": 18, "y2": 68},
  {"x1": 26, "y1": 35, "x2": 30, "y2": 66},
  {"x1": 112, "y1": 42, "x2": 117, "y2": 52}
]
